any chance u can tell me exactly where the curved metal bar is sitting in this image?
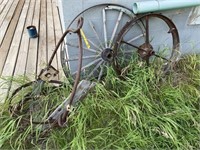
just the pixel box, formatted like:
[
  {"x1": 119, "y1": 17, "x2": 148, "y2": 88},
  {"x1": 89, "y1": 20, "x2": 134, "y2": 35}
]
[
  {"x1": 8, "y1": 18, "x2": 84, "y2": 127},
  {"x1": 8, "y1": 80, "x2": 64, "y2": 124},
  {"x1": 46, "y1": 17, "x2": 83, "y2": 71},
  {"x1": 58, "y1": 22, "x2": 84, "y2": 126},
  {"x1": 66, "y1": 3, "x2": 134, "y2": 29}
]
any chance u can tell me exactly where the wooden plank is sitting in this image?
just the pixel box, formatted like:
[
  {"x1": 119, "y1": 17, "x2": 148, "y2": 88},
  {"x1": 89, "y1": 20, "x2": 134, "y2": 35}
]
[
  {"x1": 52, "y1": 0, "x2": 64, "y2": 79},
  {"x1": 14, "y1": 0, "x2": 35, "y2": 76},
  {"x1": 0, "y1": 0, "x2": 4, "y2": 5},
  {"x1": 37, "y1": 0, "x2": 47, "y2": 76},
  {"x1": 0, "y1": 0, "x2": 11, "y2": 25},
  {"x1": 6, "y1": 0, "x2": 31, "y2": 102},
  {"x1": 0, "y1": 76, "x2": 11, "y2": 102},
  {"x1": 0, "y1": 0, "x2": 20, "y2": 74},
  {"x1": 0, "y1": 0, "x2": 17, "y2": 45},
  {"x1": 0, "y1": 0, "x2": 26, "y2": 101},
  {"x1": 46, "y1": 0, "x2": 58, "y2": 79},
  {"x1": 1, "y1": 0, "x2": 26, "y2": 77},
  {"x1": 0, "y1": 0, "x2": 9, "y2": 15},
  {"x1": 25, "y1": 0, "x2": 41, "y2": 80}
]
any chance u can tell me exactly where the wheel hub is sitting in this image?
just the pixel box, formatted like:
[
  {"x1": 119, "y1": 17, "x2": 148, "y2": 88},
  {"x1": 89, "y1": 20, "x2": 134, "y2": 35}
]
[
  {"x1": 138, "y1": 43, "x2": 155, "y2": 60},
  {"x1": 101, "y1": 48, "x2": 113, "y2": 62}
]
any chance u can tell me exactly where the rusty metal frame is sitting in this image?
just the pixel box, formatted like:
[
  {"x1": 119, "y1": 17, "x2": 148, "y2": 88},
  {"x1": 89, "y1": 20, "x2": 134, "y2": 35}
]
[
  {"x1": 8, "y1": 17, "x2": 84, "y2": 127},
  {"x1": 8, "y1": 12, "x2": 180, "y2": 134}
]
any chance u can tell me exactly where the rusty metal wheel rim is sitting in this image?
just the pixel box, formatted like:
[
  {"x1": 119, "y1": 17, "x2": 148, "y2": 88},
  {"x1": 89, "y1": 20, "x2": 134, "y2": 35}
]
[
  {"x1": 113, "y1": 13, "x2": 180, "y2": 75},
  {"x1": 8, "y1": 80, "x2": 66, "y2": 125}
]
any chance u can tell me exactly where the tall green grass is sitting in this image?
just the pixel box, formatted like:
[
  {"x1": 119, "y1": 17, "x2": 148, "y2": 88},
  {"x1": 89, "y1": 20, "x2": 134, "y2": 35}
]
[{"x1": 0, "y1": 54, "x2": 199, "y2": 149}]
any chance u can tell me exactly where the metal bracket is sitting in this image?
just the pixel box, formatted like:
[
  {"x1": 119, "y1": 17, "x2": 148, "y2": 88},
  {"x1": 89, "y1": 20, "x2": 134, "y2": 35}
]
[
  {"x1": 38, "y1": 65, "x2": 59, "y2": 81},
  {"x1": 48, "y1": 80, "x2": 96, "y2": 124}
]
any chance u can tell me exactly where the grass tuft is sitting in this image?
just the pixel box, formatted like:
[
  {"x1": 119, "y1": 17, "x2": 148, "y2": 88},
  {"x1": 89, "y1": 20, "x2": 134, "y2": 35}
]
[{"x1": 0, "y1": 54, "x2": 199, "y2": 149}]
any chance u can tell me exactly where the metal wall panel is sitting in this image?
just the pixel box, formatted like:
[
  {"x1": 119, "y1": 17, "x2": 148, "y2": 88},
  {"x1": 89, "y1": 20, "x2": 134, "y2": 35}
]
[{"x1": 59, "y1": 0, "x2": 200, "y2": 58}]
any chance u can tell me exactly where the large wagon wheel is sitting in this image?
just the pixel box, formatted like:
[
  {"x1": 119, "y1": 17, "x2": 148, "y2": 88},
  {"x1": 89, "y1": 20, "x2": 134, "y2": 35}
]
[
  {"x1": 61, "y1": 4, "x2": 137, "y2": 81},
  {"x1": 113, "y1": 13, "x2": 180, "y2": 75}
]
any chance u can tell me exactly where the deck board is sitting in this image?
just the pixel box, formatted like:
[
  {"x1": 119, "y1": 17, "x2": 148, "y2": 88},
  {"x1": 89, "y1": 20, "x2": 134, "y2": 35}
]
[
  {"x1": 2, "y1": 0, "x2": 26, "y2": 77},
  {"x1": 0, "y1": 0, "x2": 9, "y2": 16},
  {"x1": 52, "y1": 0, "x2": 64, "y2": 79},
  {"x1": 14, "y1": 0, "x2": 34, "y2": 76},
  {"x1": 37, "y1": 0, "x2": 47, "y2": 75},
  {"x1": 0, "y1": 0, "x2": 18, "y2": 46},
  {"x1": 0, "y1": 0, "x2": 63, "y2": 101},
  {"x1": 47, "y1": 0, "x2": 58, "y2": 69},
  {"x1": 0, "y1": 0, "x2": 22, "y2": 75},
  {"x1": 0, "y1": 0, "x2": 20, "y2": 74},
  {"x1": 0, "y1": 0, "x2": 12, "y2": 28},
  {"x1": 25, "y1": 0, "x2": 41, "y2": 79},
  {"x1": 0, "y1": 0, "x2": 26, "y2": 101}
]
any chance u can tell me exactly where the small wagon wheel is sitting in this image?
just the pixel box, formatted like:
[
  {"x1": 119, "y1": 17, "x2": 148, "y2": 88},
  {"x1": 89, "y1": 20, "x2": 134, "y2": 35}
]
[
  {"x1": 8, "y1": 80, "x2": 66, "y2": 125},
  {"x1": 61, "y1": 4, "x2": 137, "y2": 81},
  {"x1": 113, "y1": 13, "x2": 180, "y2": 75}
]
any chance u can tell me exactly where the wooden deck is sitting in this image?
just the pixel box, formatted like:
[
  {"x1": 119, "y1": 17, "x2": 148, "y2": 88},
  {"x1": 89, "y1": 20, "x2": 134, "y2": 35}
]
[{"x1": 0, "y1": 0, "x2": 64, "y2": 101}]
